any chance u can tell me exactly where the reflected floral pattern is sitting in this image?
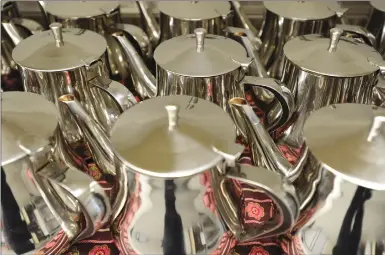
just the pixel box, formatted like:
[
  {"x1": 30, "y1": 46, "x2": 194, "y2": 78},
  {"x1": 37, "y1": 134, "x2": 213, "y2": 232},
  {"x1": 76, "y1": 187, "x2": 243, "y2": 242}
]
[{"x1": 1, "y1": 77, "x2": 304, "y2": 255}]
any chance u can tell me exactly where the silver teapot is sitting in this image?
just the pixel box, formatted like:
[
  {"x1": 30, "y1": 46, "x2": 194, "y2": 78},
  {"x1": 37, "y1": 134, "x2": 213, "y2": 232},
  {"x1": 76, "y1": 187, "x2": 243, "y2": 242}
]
[
  {"x1": 296, "y1": 103, "x2": 385, "y2": 255},
  {"x1": 108, "y1": 95, "x2": 300, "y2": 254},
  {"x1": 229, "y1": 97, "x2": 385, "y2": 254},
  {"x1": 136, "y1": 1, "x2": 233, "y2": 48},
  {"x1": 40, "y1": 1, "x2": 152, "y2": 85},
  {"x1": 367, "y1": 1, "x2": 385, "y2": 58},
  {"x1": 11, "y1": 22, "x2": 135, "y2": 172},
  {"x1": 112, "y1": 28, "x2": 293, "y2": 132},
  {"x1": 1, "y1": 91, "x2": 111, "y2": 255},
  {"x1": 249, "y1": 27, "x2": 385, "y2": 149},
  {"x1": 249, "y1": 1, "x2": 348, "y2": 79},
  {"x1": 57, "y1": 94, "x2": 300, "y2": 254}
]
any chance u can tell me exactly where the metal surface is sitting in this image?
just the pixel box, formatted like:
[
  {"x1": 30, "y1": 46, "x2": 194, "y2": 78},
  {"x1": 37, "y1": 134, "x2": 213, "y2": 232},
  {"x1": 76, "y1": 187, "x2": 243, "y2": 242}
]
[
  {"x1": 367, "y1": 1, "x2": 385, "y2": 58},
  {"x1": 137, "y1": 1, "x2": 232, "y2": 47},
  {"x1": 153, "y1": 29, "x2": 247, "y2": 77},
  {"x1": 12, "y1": 23, "x2": 107, "y2": 71},
  {"x1": 44, "y1": 1, "x2": 120, "y2": 19},
  {"x1": 292, "y1": 103, "x2": 385, "y2": 255},
  {"x1": 257, "y1": 1, "x2": 345, "y2": 79},
  {"x1": 304, "y1": 103, "x2": 385, "y2": 190},
  {"x1": 283, "y1": 29, "x2": 382, "y2": 77},
  {"x1": 1, "y1": 92, "x2": 59, "y2": 166},
  {"x1": 110, "y1": 95, "x2": 299, "y2": 254},
  {"x1": 1, "y1": 91, "x2": 111, "y2": 255},
  {"x1": 110, "y1": 95, "x2": 237, "y2": 177},
  {"x1": 278, "y1": 30, "x2": 384, "y2": 148}
]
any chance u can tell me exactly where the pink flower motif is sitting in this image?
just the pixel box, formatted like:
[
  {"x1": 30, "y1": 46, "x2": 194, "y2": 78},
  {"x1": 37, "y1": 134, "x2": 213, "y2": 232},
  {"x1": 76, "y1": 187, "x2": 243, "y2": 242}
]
[
  {"x1": 249, "y1": 246, "x2": 269, "y2": 255},
  {"x1": 245, "y1": 202, "x2": 265, "y2": 221},
  {"x1": 88, "y1": 245, "x2": 111, "y2": 255}
]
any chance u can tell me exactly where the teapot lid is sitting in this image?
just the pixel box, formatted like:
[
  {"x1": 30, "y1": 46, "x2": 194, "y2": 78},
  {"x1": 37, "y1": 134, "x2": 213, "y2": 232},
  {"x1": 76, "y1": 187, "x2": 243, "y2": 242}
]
[
  {"x1": 44, "y1": 1, "x2": 120, "y2": 19},
  {"x1": 12, "y1": 23, "x2": 107, "y2": 71},
  {"x1": 153, "y1": 28, "x2": 249, "y2": 77},
  {"x1": 371, "y1": 1, "x2": 385, "y2": 12},
  {"x1": 157, "y1": 1, "x2": 231, "y2": 20},
  {"x1": 263, "y1": 1, "x2": 343, "y2": 20},
  {"x1": 110, "y1": 95, "x2": 243, "y2": 178},
  {"x1": 284, "y1": 28, "x2": 383, "y2": 77},
  {"x1": 304, "y1": 103, "x2": 385, "y2": 190},
  {"x1": 1, "y1": 92, "x2": 59, "y2": 166}
]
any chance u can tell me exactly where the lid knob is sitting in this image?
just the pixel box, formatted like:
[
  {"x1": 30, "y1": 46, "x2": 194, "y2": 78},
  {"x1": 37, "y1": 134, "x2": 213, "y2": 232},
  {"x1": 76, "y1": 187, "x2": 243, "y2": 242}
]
[
  {"x1": 49, "y1": 22, "x2": 64, "y2": 47},
  {"x1": 165, "y1": 105, "x2": 180, "y2": 131},
  {"x1": 328, "y1": 27, "x2": 343, "y2": 53},
  {"x1": 194, "y1": 28, "x2": 207, "y2": 53},
  {"x1": 191, "y1": 1, "x2": 198, "y2": 3},
  {"x1": 367, "y1": 114, "x2": 385, "y2": 142}
]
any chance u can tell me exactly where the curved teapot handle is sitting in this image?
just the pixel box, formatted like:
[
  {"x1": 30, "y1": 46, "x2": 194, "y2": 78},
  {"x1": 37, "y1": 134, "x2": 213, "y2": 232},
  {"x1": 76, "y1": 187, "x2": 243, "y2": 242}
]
[
  {"x1": 335, "y1": 24, "x2": 377, "y2": 47},
  {"x1": 37, "y1": 162, "x2": 111, "y2": 241},
  {"x1": 240, "y1": 76, "x2": 295, "y2": 132},
  {"x1": 89, "y1": 77, "x2": 138, "y2": 113},
  {"x1": 222, "y1": 164, "x2": 299, "y2": 241}
]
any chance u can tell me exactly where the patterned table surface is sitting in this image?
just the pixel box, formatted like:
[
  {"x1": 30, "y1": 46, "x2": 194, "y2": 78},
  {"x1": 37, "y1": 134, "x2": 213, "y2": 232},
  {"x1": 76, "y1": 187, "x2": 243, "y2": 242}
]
[{"x1": 1, "y1": 72, "x2": 307, "y2": 255}]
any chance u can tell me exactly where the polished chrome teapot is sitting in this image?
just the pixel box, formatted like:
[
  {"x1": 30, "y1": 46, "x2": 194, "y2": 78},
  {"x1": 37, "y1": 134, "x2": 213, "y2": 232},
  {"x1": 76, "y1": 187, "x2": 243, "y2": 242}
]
[
  {"x1": 40, "y1": 1, "x2": 152, "y2": 84},
  {"x1": 1, "y1": 91, "x2": 111, "y2": 255},
  {"x1": 113, "y1": 28, "x2": 293, "y2": 131},
  {"x1": 251, "y1": 1, "x2": 348, "y2": 79},
  {"x1": 57, "y1": 94, "x2": 299, "y2": 254},
  {"x1": 109, "y1": 95, "x2": 299, "y2": 255},
  {"x1": 12, "y1": 22, "x2": 135, "y2": 171},
  {"x1": 367, "y1": 1, "x2": 385, "y2": 58},
  {"x1": 137, "y1": 1, "x2": 233, "y2": 48},
  {"x1": 295, "y1": 103, "x2": 385, "y2": 255},
  {"x1": 250, "y1": 27, "x2": 385, "y2": 149},
  {"x1": 229, "y1": 97, "x2": 385, "y2": 254}
]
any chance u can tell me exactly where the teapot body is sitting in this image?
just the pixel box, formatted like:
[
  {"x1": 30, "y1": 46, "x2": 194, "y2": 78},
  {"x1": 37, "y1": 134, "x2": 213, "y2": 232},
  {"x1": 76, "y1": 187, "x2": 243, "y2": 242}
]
[
  {"x1": 295, "y1": 168, "x2": 385, "y2": 255},
  {"x1": 21, "y1": 55, "x2": 121, "y2": 137},
  {"x1": 279, "y1": 57, "x2": 379, "y2": 147},
  {"x1": 159, "y1": 13, "x2": 229, "y2": 44},
  {"x1": 1, "y1": 145, "x2": 80, "y2": 255},
  {"x1": 366, "y1": 4, "x2": 385, "y2": 58},
  {"x1": 156, "y1": 66, "x2": 243, "y2": 114},
  {"x1": 113, "y1": 167, "x2": 231, "y2": 255},
  {"x1": 259, "y1": 10, "x2": 337, "y2": 80}
]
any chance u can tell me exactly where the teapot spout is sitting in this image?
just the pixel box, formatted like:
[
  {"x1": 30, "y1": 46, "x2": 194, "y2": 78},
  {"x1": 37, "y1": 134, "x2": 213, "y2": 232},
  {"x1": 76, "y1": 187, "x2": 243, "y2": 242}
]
[
  {"x1": 136, "y1": 1, "x2": 160, "y2": 49},
  {"x1": 111, "y1": 30, "x2": 157, "y2": 99},
  {"x1": 58, "y1": 95, "x2": 116, "y2": 176},
  {"x1": 228, "y1": 97, "x2": 292, "y2": 177}
]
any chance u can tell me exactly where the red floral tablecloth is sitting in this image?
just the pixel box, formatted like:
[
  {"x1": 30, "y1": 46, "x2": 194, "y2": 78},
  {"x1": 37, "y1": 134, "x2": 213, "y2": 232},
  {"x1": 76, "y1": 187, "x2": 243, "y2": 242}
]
[{"x1": 2, "y1": 73, "x2": 305, "y2": 255}]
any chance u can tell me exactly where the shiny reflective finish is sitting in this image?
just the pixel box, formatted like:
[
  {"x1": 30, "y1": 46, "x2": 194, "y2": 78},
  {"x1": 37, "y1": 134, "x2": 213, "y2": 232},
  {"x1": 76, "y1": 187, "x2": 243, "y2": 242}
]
[
  {"x1": 280, "y1": 30, "x2": 384, "y2": 148},
  {"x1": 367, "y1": 1, "x2": 385, "y2": 58},
  {"x1": 41, "y1": 1, "x2": 152, "y2": 85},
  {"x1": 12, "y1": 23, "x2": 134, "y2": 173},
  {"x1": 1, "y1": 92, "x2": 110, "y2": 255},
  {"x1": 296, "y1": 103, "x2": 385, "y2": 255},
  {"x1": 110, "y1": 95, "x2": 299, "y2": 254},
  {"x1": 228, "y1": 99, "x2": 385, "y2": 255},
  {"x1": 1, "y1": 2, "x2": 44, "y2": 75},
  {"x1": 257, "y1": 1, "x2": 347, "y2": 79},
  {"x1": 113, "y1": 28, "x2": 293, "y2": 131},
  {"x1": 137, "y1": 1, "x2": 232, "y2": 48}
]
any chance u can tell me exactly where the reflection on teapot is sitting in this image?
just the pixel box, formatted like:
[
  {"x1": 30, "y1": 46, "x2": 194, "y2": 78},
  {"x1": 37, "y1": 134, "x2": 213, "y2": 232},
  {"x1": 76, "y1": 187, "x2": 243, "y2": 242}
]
[
  {"x1": 366, "y1": 1, "x2": 385, "y2": 58},
  {"x1": 112, "y1": 28, "x2": 294, "y2": 133},
  {"x1": 12, "y1": 22, "x2": 137, "y2": 174},
  {"x1": 40, "y1": 1, "x2": 153, "y2": 86},
  {"x1": 1, "y1": 91, "x2": 111, "y2": 255},
  {"x1": 108, "y1": 95, "x2": 299, "y2": 254},
  {"x1": 136, "y1": 1, "x2": 233, "y2": 48}
]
